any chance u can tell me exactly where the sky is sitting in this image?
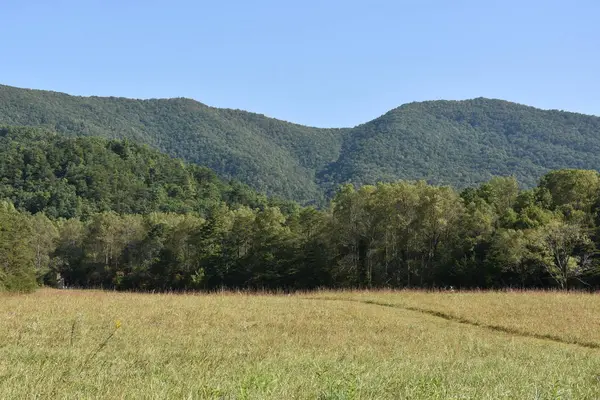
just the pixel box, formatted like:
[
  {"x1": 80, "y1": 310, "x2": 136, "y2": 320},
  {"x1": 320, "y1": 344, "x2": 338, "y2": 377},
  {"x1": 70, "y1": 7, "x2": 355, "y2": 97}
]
[{"x1": 1, "y1": 0, "x2": 599, "y2": 127}]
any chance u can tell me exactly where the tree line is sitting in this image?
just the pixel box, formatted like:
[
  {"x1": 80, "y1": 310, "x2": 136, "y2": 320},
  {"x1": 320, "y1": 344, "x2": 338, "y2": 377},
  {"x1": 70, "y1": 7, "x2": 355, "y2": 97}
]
[{"x1": 2, "y1": 168, "x2": 600, "y2": 292}]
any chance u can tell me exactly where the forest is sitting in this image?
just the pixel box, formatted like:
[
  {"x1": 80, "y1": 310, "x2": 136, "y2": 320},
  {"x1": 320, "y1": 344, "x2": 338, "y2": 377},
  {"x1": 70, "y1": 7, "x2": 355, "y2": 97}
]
[
  {"x1": 4, "y1": 84, "x2": 600, "y2": 203},
  {"x1": 2, "y1": 126, "x2": 600, "y2": 292}
]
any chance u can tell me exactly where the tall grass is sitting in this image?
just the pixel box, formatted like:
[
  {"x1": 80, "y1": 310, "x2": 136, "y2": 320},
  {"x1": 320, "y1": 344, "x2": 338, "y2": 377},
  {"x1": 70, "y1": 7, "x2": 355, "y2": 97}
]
[
  {"x1": 1, "y1": 289, "x2": 600, "y2": 398},
  {"x1": 308, "y1": 289, "x2": 600, "y2": 347}
]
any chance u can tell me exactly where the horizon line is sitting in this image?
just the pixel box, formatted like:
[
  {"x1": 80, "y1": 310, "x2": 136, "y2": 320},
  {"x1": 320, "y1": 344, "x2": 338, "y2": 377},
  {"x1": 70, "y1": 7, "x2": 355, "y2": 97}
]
[{"x1": 1, "y1": 82, "x2": 598, "y2": 129}]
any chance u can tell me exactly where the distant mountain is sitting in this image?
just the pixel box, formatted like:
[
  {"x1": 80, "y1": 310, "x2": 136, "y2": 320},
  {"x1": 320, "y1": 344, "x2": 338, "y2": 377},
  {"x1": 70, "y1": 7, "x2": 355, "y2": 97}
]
[
  {"x1": 2, "y1": 84, "x2": 600, "y2": 202},
  {"x1": 325, "y1": 98, "x2": 600, "y2": 191},
  {"x1": 0, "y1": 85, "x2": 344, "y2": 204}
]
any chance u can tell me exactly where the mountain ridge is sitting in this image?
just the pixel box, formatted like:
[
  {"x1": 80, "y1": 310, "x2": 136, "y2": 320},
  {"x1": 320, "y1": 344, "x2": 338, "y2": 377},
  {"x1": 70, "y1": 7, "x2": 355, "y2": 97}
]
[
  {"x1": 9, "y1": 83, "x2": 598, "y2": 127},
  {"x1": 2, "y1": 83, "x2": 600, "y2": 203}
]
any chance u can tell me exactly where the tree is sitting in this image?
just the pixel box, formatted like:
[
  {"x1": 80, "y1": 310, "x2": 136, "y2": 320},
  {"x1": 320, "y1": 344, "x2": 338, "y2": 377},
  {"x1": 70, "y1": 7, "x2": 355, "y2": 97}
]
[
  {"x1": 477, "y1": 176, "x2": 519, "y2": 219},
  {"x1": 0, "y1": 201, "x2": 37, "y2": 292},
  {"x1": 52, "y1": 218, "x2": 86, "y2": 287},
  {"x1": 487, "y1": 229, "x2": 534, "y2": 287},
  {"x1": 531, "y1": 219, "x2": 596, "y2": 289},
  {"x1": 29, "y1": 213, "x2": 59, "y2": 284},
  {"x1": 538, "y1": 170, "x2": 600, "y2": 224},
  {"x1": 412, "y1": 184, "x2": 464, "y2": 286},
  {"x1": 329, "y1": 184, "x2": 375, "y2": 287}
]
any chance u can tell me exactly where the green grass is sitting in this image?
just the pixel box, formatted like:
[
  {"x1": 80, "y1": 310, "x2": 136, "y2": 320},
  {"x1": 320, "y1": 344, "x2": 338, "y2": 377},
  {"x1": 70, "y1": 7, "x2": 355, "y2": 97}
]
[{"x1": 2, "y1": 289, "x2": 600, "y2": 399}]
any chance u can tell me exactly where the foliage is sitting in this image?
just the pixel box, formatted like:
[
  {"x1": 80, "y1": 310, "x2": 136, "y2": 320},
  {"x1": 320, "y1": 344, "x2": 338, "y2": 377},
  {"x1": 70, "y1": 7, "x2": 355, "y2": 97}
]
[
  {"x1": 324, "y1": 99, "x2": 600, "y2": 193},
  {"x1": 1, "y1": 122, "x2": 600, "y2": 291},
  {"x1": 0, "y1": 85, "x2": 345, "y2": 204},
  {"x1": 0, "y1": 126, "x2": 273, "y2": 218},
  {"x1": 4, "y1": 85, "x2": 600, "y2": 203},
  {"x1": 0, "y1": 201, "x2": 37, "y2": 292},
  {"x1": 2, "y1": 168, "x2": 598, "y2": 292}
]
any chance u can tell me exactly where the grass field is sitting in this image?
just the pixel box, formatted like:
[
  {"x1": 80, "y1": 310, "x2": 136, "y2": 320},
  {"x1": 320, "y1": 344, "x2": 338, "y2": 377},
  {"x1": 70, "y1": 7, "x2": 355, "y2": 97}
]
[{"x1": 2, "y1": 289, "x2": 600, "y2": 399}]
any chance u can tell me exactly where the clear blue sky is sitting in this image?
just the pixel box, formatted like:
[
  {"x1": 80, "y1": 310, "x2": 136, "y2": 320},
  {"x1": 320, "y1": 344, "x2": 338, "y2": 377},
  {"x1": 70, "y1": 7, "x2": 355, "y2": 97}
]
[{"x1": 2, "y1": 0, "x2": 599, "y2": 127}]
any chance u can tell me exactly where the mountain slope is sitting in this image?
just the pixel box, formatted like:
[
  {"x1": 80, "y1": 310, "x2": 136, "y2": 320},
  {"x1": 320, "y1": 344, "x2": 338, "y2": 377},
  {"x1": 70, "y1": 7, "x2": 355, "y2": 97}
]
[
  {"x1": 2, "y1": 84, "x2": 600, "y2": 201},
  {"x1": 0, "y1": 126, "x2": 272, "y2": 218},
  {"x1": 324, "y1": 98, "x2": 600, "y2": 190},
  {"x1": 0, "y1": 85, "x2": 345, "y2": 204}
]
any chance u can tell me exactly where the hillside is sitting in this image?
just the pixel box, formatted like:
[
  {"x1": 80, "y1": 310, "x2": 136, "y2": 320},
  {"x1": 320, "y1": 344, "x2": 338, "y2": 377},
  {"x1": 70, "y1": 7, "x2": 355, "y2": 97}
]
[
  {"x1": 0, "y1": 126, "x2": 272, "y2": 218},
  {"x1": 2, "y1": 84, "x2": 600, "y2": 201},
  {"x1": 0, "y1": 85, "x2": 345, "y2": 204},
  {"x1": 325, "y1": 99, "x2": 600, "y2": 191}
]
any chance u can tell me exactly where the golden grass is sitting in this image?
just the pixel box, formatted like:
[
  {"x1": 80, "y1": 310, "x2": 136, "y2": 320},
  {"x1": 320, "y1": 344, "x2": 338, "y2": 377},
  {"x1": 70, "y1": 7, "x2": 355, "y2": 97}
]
[
  {"x1": 309, "y1": 290, "x2": 600, "y2": 347},
  {"x1": 1, "y1": 289, "x2": 600, "y2": 399}
]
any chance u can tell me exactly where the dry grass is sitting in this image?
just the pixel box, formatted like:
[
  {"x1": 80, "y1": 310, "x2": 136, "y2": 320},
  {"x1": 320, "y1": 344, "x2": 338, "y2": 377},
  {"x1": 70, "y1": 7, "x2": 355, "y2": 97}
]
[
  {"x1": 309, "y1": 290, "x2": 600, "y2": 347},
  {"x1": 1, "y1": 289, "x2": 600, "y2": 399}
]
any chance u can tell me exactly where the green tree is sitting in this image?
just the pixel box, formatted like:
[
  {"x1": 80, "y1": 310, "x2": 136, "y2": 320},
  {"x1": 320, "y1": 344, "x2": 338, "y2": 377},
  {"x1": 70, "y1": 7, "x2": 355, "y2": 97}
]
[
  {"x1": 0, "y1": 202, "x2": 37, "y2": 292},
  {"x1": 29, "y1": 213, "x2": 59, "y2": 284},
  {"x1": 531, "y1": 219, "x2": 596, "y2": 289},
  {"x1": 487, "y1": 229, "x2": 534, "y2": 287}
]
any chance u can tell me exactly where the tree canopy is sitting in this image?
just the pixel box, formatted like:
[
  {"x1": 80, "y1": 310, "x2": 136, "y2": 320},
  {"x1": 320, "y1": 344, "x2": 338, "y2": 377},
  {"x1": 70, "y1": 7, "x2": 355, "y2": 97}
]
[
  {"x1": 4, "y1": 164, "x2": 600, "y2": 292},
  {"x1": 0, "y1": 126, "x2": 286, "y2": 219},
  {"x1": 3, "y1": 85, "x2": 600, "y2": 203}
]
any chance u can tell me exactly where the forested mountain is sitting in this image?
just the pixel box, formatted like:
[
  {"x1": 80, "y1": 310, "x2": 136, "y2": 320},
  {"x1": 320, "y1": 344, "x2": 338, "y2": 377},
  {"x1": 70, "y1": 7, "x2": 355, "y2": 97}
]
[
  {"x1": 0, "y1": 126, "x2": 281, "y2": 219},
  {"x1": 327, "y1": 99, "x2": 600, "y2": 191},
  {"x1": 0, "y1": 84, "x2": 344, "y2": 204},
  {"x1": 3, "y1": 85, "x2": 600, "y2": 293},
  {"x1": 2, "y1": 84, "x2": 600, "y2": 202}
]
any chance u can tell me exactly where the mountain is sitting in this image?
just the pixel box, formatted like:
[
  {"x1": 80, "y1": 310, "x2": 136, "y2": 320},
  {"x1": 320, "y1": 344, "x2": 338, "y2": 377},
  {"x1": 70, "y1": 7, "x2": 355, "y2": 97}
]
[
  {"x1": 325, "y1": 98, "x2": 600, "y2": 191},
  {"x1": 0, "y1": 85, "x2": 345, "y2": 204},
  {"x1": 2, "y1": 84, "x2": 600, "y2": 202},
  {"x1": 0, "y1": 126, "x2": 275, "y2": 219}
]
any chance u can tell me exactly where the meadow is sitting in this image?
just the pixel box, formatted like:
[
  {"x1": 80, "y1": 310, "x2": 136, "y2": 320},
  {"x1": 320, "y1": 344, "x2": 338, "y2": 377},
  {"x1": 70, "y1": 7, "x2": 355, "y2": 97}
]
[{"x1": 2, "y1": 289, "x2": 600, "y2": 399}]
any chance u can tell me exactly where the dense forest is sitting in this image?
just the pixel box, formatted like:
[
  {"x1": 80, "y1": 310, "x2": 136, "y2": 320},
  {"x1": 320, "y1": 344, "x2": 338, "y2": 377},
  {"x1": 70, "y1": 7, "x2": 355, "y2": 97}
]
[
  {"x1": 2, "y1": 128, "x2": 600, "y2": 292},
  {"x1": 0, "y1": 84, "x2": 344, "y2": 204},
  {"x1": 0, "y1": 126, "x2": 296, "y2": 218},
  {"x1": 3, "y1": 85, "x2": 600, "y2": 203}
]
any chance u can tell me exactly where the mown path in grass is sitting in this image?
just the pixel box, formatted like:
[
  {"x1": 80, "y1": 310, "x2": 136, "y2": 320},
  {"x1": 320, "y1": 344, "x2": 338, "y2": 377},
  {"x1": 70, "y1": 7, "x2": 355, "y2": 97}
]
[{"x1": 305, "y1": 296, "x2": 600, "y2": 350}]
